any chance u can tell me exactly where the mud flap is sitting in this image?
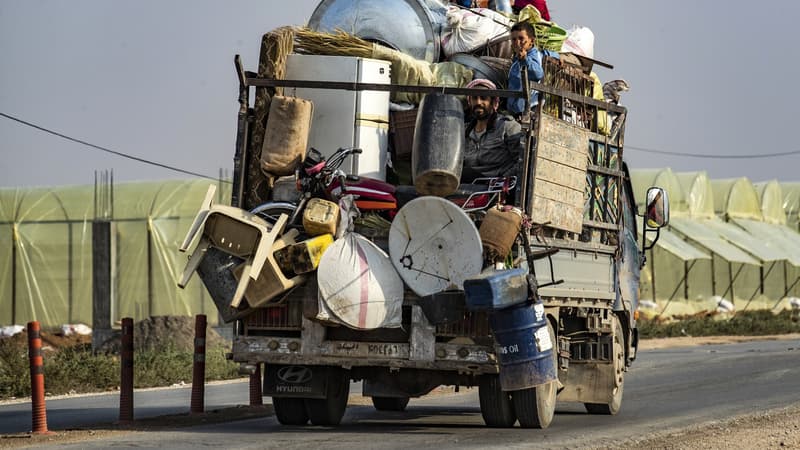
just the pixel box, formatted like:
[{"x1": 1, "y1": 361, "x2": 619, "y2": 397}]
[{"x1": 264, "y1": 365, "x2": 330, "y2": 399}]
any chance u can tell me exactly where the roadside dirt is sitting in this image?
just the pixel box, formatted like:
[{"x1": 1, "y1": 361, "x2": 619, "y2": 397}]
[
  {"x1": 638, "y1": 333, "x2": 800, "y2": 350},
  {"x1": 99, "y1": 316, "x2": 228, "y2": 353},
  {"x1": 1, "y1": 316, "x2": 228, "y2": 355},
  {"x1": 603, "y1": 404, "x2": 800, "y2": 450},
  {"x1": 0, "y1": 405, "x2": 273, "y2": 449}
]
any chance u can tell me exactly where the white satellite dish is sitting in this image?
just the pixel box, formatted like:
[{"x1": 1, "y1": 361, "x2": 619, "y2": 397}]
[{"x1": 389, "y1": 196, "x2": 483, "y2": 296}]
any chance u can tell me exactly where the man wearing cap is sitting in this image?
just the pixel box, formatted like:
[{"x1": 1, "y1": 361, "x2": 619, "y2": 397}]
[{"x1": 461, "y1": 79, "x2": 526, "y2": 182}]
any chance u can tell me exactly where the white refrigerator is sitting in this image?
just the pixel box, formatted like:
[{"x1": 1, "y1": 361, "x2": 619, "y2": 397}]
[{"x1": 285, "y1": 54, "x2": 391, "y2": 180}]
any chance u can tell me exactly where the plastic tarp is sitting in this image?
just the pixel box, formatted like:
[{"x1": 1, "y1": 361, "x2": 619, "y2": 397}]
[
  {"x1": 732, "y1": 219, "x2": 800, "y2": 267},
  {"x1": 710, "y1": 177, "x2": 762, "y2": 221},
  {"x1": 753, "y1": 180, "x2": 787, "y2": 225},
  {"x1": 0, "y1": 180, "x2": 231, "y2": 328},
  {"x1": 629, "y1": 168, "x2": 688, "y2": 213},
  {"x1": 668, "y1": 217, "x2": 759, "y2": 265},
  {"x1": 675, "y1": 171, "x2": 715, "y2": 219},
  {"x1": 631, "y1": 168, "x2": 800, "y2": 309},
  {"x1": 638, "y1": 217, "x2": 713, "y2": 310},
  {"x1": 0, "y1": 185, "x2": 94, "y2": 328},
  {"x1": 701, "y1": 219, "x2": 786, "y2": 263},
  {"x1": 645, "y1": 224, "x2": 710, "y2": 261},
  {"x1": 781, "y1": 182, "x2": 800, "y2": 231}
]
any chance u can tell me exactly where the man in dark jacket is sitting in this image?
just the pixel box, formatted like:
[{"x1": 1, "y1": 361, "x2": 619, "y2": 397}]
[{"x1": 461, "y1": 79, "x2": 526, "y2": 182}]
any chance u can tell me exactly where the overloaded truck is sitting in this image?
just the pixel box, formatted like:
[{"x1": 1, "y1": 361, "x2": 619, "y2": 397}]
[{"x1": 177, "y1": 14, "x2": 669, "y2": 429}]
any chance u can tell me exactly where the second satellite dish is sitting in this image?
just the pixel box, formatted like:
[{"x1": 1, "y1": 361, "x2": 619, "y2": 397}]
[{"x1": 388, "y1": 196, "x2": 483, "y2": 296}]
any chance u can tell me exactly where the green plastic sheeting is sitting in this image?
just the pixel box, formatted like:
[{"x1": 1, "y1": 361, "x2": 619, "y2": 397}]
[
  {"x1": 702, "y1": 219, "x2": 786, "y2": 263},
  {"x1": 781, "y1": 182, "x2": 800, "y2": 231},
  {"x1": 710, "y1": 178, "x2": 762, "y2": 221},
  {"x1": 642, "y1": 219, "x2": 710, "y2": 261},
  {"x1": 669, "y1": 217, "x2": 766, "y2": 303},
  {"x1": 733, "y1": 218, "x2": 800, "y2": 298},
  {"x1": 631, "y1": 168, "x2": 800, "y2": 312},
  {"x1": 668, "y1": 217, "x2": 759, "y2": 265},
  {"x1": 638, "y1": 217, "x2": 711, "y2": 310},
  {"x1": 753, "y1": 180, "x2": 787, "y2": 225},
  {"x1": 0, "y1": 180, "x2": 231, "y2": 328},
  {"x1": 675, "y1": 171, "x2": 715, "y2": 219},
  {"x1": 629, "y1": 168, "x2": 687, "y2": 213}
]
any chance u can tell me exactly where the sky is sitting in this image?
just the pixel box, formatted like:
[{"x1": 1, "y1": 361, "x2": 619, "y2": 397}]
[{"x1": 2, "y1": 0, "x2": 799, "y2": 189}]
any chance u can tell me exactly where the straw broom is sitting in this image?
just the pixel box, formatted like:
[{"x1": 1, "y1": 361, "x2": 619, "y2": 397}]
[
  {"x1": 292, "y1": 27, "x2": 440, "y2": 104},
  {"x1": 293, "y1": 27, "x2": 374, "y2": 59}
]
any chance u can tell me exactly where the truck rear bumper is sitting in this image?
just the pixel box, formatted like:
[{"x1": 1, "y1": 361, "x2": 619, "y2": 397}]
[{"x1": 233, "y1": 335, "x2": 498, "y2": 374}]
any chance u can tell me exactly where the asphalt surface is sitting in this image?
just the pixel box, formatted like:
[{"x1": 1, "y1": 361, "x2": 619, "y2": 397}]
[
  {"x1": 0, "y1": 380, "x2": 363, "y2": 435},
  {"x1": 3, "y1": 338, "x2": 799, "y2": 449},
  {"x1": 0, "y1": 381, "x2": 250, "y2": 434}
]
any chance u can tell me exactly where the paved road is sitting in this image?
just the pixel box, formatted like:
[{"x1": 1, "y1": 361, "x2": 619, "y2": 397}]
[
  {"x1": 0, "y1": 379, "x2": 364, "y2": 435},
  {"x1": 0, "y1": 381, "x2": 251, "y2": 434},
  {"x1": 4, "y1": 339, "x2": 800, "y2": 449}
]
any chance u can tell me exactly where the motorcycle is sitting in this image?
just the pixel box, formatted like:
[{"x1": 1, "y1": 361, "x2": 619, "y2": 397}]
[{"x1": 250, "y1": 146, "x2": 516, "y2": 235}]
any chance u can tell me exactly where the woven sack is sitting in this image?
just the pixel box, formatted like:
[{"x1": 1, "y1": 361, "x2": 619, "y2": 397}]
[{"x1": 260, "y1": 95, "x2": 313, "y2": 176}]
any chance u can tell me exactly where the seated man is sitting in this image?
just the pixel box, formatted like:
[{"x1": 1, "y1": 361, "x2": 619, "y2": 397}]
[
  {"x1": 507, "y1": 21, "x2": 559, "y2": 117},
  {"x1": 461, "y1": 79, "x2": 526, "y2": 183}
]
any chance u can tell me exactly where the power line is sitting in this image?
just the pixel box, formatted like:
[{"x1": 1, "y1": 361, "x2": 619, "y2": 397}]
[
  {"x1": 8, "y1": 109, "x2": 795, "y2": 171},
  {"x1": 1, "y1": 112, "x2": 231, "y2": 183},
  {"x1": 625, "y1": 145, "x2": 800, "y2": 159}
]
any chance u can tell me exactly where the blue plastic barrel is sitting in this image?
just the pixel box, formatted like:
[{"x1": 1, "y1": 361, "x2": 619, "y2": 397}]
[{"x1": 489, "y1": 302, "x2": 556, "y2": 391}]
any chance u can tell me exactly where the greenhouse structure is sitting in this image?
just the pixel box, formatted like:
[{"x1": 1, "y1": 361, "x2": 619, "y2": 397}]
[
  {"x1": 1, "y1": 179, "x2": 230, "y2": 328},
  {"x1": 631, "y1": 169, "x2": 800, "y2": 317},
  {"x1": 2, "y1": 171, "x2": 800, "y2": 329}
]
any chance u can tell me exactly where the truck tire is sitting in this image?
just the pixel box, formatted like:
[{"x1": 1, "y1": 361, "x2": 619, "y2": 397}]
[
  {"x1": 585, "y1": 317, "x2": 624, "y2": 415},
  {"x1": 304, "y1": 368, "x2": 350, "y2": 426},
  {"x1": 371, "y1": 396, "x2": 410, "y2": 412},
  {"x1": 273, "y1": 397, "x2": 309, "y2": 425},
  {"x1": 478, "y1": 374, "x2": 517, "y2": 427},
  {"x1": 512, "y1": 322, "x2": 557, "y2": 429}
]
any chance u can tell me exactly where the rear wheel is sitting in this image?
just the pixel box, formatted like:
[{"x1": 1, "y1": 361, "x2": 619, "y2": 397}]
[
  {"x1": 585, "y1": 317, "x2": 625, "y2": 415},
  {"x1": 304, "y1": 368, "x2": 350, "y2": 426},
  {"x1": 513, "y1": 322, "x2": 557, "y2": 429},
  {"x1": 272, "y1": 397, "x2": 308, "y2": 425},
  {"x1": 478, "y1": 374, "x2": 517, "y2": 427},
  {"x1": 371, "y1": 396, "x2": 410, "y2": 412}
]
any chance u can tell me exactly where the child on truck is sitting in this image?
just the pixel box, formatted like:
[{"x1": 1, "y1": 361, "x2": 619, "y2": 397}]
[{"x1": 506, "y1": 21, "x2": 559, "y2": 118}]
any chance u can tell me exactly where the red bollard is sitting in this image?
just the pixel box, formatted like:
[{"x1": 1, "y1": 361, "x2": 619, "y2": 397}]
[
  {"x1": 249, "y1": 364, "x2": 263, "y2": 406},
  {"x1": 27, "y1": 321, "x2": 49, "y2": 434},
  {"x1": 119, "y1": 317, "x2": 134, "y2": 423},
  {"x1": 190, "y1": 314, "x2": 207, "y2": 414}
]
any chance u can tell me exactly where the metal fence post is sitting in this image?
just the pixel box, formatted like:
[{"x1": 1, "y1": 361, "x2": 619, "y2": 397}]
[
  {"x1": 119, "y1": 317, "x2": 134, "y2": 423},
  {"x1": 191, "y1": 314, "x2": 207, "y2": 413},
  {"x1": 27, "y1": 321, "x2": 49, "y2": 434}
]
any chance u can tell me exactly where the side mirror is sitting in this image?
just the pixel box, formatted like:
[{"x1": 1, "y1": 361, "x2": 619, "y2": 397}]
[{"x1": 645, "y1": 187, "x2": 669, "y2": 228}]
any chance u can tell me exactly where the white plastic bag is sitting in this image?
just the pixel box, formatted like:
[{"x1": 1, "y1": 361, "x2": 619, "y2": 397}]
[
  {"x1": 441, "y1": 7, "x2": 512, "y2": 57},
  {"x1": 61, "y1": 324, "x2": 92, "y2": 336},
  {"x1": 561, "y1": 26, "x2": 595, "y2": 59},
  {"x1": 317, "y1": 232, "x2": 404, "y2": 329},
  {"x1": 0, "y1": 325, "x2": 24, "y2": 338}
]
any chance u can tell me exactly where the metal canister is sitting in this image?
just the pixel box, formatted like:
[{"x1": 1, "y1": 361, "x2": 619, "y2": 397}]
[{"x1": 489, "y1": 302, "x2": 556, "y2": 391}]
